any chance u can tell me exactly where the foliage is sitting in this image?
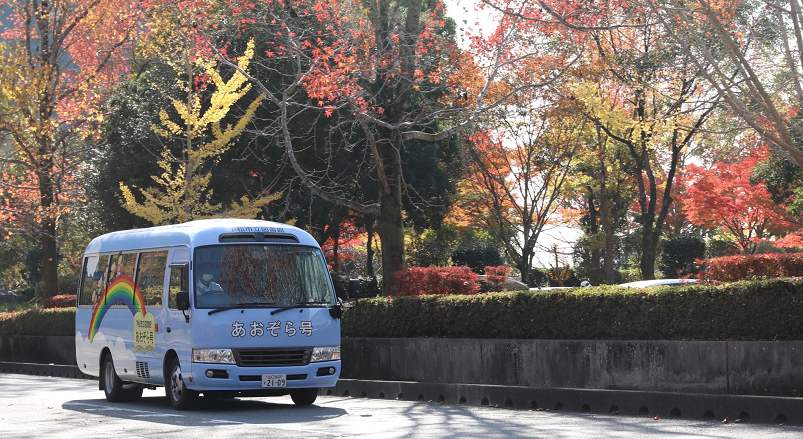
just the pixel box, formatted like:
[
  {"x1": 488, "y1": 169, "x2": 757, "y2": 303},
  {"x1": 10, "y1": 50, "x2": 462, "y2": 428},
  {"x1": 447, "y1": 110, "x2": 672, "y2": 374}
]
[
  {"x1": 406, "y1": 225, "x2": 460, "y2": 268},
  {"x1": 462, "y1": 94, "x2": 580, "y2": 287},
  {"x1": 483, "y1": 266, "x2": 511, "y2": 292},
  {"x1": 684, "y1": 149, "x2": 795, "y2": 254},
  {"x1": 698, "y1": 253, "x2": 803, "y2": 283},
  {"x1": 0, "y1": 0, "x2": 140, "y2": 297},
  {"x1": 530, "y1": 268, "x2": 550, "y2": 288},
  {"x1": 342, "y1": 279, "x2": 803, "y2": 340},
  {"x1": 660, "y1": 235, "x2": 706, "y2": 278},
  {"x1": 120, "y1": 39, "x2": 274, "y2": 225},
  {"x1": 390, "y1": 266, "x2": 480, "y2": 296},
  {"x1": 42, "y1": 295, "x2": 77, "y2": 309},
  {"x1": 450, "y1": 242, "x2": 503, "y2": 274},
  {"x1": 0, "y1": 308, "x2": 75, "y2": 336},
  {"x1": 643, "y1": 0, "x2": 803, "y2": 169}
]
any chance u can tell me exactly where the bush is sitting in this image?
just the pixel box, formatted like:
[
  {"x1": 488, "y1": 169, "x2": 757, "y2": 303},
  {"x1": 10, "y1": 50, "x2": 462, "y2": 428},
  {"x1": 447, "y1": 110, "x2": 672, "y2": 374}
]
[
  {"x1": 698, "y1": 252, "x2": 803, "y2": 282},
  {"x1": 58, "y1": 272, "x2": 80, "y2": 296},
  {"x1": 0, "y1": 308, "x2": 75, "y2": 336},
  {"x1": 42, "y1": 294, "x2": 77, "y2": 309},
  {"x1": 528, "y1": 268, "x2": 550, "y2": 287},
  {"x1": 341, "y1": 279, "x2": 803, "y2": 340},
  {"x1": 661, "y1": 235, "x2": 706, "y2": 277},
  {"x1": 483, "y1": 266, "x2": 511, "y2": 291},
  {"x1": 450, "y1": 243, "x2": 503, "y2": 274},
  {"x1": 390, "y1": 266, "x2": 480, "y2": 296}
]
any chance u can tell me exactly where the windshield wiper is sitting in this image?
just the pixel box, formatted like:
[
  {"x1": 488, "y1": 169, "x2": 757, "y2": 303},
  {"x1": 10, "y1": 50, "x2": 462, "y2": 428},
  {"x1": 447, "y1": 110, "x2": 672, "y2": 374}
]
[
  {"x1": 270, "y1": 301, "x2": 330, "y2": 316},
  {"x1": 208, "y1": 303, "x2": 279, "y2": 315}
]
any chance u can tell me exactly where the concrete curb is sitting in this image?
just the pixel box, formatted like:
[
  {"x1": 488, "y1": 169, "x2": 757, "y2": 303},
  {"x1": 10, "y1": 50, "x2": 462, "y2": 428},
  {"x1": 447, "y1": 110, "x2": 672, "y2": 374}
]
[
  {"x1": 0, "y1": 361, "x2": 94, "y2": 380},
  {"x1": 328, "y1": 379, "x2": 803, "y2": 425}
]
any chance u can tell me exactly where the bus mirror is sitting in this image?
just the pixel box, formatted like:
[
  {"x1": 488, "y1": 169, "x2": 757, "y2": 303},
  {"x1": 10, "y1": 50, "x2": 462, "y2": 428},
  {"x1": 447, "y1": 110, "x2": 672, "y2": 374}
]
[
  {"x1": 176, "y1": 291, "x2": 190, "y2": 311},
  {"x1": 329, "y1": 305, "x2": 342, "y2": 319}
]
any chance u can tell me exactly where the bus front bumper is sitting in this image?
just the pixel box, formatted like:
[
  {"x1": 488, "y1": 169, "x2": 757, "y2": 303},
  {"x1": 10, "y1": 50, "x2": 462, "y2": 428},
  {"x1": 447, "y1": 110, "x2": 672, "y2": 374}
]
[{"x1": 185, "y1": 360, "x2": 341, "y2": 392}]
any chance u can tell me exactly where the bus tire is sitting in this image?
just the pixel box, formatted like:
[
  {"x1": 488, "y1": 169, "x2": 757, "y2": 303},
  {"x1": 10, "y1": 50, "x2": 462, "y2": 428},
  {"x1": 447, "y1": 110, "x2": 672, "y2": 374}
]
[
  {"x1": 167, "y1": 357, "x2": 196, "y2": 410},
  {"x1": 102, "y1": 354, "x2": 127, "y2": 402},
  {"x1": 290, "y1": 388, "x2": 318, "y2": 406}
]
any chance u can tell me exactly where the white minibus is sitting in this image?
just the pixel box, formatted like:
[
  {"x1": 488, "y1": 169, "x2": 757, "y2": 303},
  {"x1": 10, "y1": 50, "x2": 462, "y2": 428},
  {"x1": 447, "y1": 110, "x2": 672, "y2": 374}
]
[{"x1": 75, "y1": 219, "x2": 347, "y2": 409}]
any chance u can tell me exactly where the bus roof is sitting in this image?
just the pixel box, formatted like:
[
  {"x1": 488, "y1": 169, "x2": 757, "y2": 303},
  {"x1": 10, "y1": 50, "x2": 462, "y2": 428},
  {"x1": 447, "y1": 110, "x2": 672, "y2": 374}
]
[{"x1": 84, "y1": 219, "x2": 319, "y2": 254}]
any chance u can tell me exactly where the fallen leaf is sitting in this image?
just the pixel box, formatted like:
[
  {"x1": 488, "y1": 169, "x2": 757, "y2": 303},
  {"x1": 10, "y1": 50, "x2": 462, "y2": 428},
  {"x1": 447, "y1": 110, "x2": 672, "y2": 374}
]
[{"x1": 653, "y1": 416, "x2": 660, "y2": 420}]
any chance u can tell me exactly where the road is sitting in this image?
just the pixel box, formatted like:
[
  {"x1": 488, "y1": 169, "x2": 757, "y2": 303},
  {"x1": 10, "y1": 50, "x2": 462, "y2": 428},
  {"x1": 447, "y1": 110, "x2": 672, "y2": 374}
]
[{"x1": 2, "y1": 374, "x2": 802, "y2": 438}]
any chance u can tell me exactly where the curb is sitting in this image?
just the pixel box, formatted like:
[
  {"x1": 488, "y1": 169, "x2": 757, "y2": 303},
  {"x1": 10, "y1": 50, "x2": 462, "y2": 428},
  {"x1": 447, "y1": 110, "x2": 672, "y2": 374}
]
[
  {"x1": 329, "y1": 379, "x2": 803, "y2": 425},
  {"x1": 0, "y1": 362, "x2": 94, "y2": 380},
  {"x1": 3, "y1": 363, "x2": 801, "y2": 426}
]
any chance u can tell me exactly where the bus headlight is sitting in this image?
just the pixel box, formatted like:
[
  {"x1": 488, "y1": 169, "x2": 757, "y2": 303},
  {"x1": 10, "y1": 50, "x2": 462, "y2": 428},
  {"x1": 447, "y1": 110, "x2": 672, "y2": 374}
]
[
  {"x1": 192, "y1": 348, "x2": 236, "y2": 364},
  {"x1": 311, "y1": 346, "x2": 341, "y2": 362}
]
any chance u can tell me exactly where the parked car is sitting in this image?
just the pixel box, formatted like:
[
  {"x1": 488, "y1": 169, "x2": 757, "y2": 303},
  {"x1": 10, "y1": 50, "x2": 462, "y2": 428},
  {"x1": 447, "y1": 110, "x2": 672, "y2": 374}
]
[
  {"x1": 477, "y1": 275, "x2": 529, "y2": 292},
  {"x1": 529, "y1": 286, "x2": 573, "y2": 291},
  {"x1": 618, "y1": 279, "x2": 697, "y2": 288}
]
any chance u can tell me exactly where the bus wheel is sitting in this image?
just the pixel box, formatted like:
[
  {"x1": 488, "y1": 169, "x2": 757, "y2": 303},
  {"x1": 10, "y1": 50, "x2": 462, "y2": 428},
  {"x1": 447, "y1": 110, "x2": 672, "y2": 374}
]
[
  {"x1": 167, "y1": 357, "x2": 196, "y2": 410},
  {"x1": 102, "y1": 355, "x2": 126, "y2": 402},
  {"x1": 290, "y1": 388, "x2": 318, "y2": 406}
]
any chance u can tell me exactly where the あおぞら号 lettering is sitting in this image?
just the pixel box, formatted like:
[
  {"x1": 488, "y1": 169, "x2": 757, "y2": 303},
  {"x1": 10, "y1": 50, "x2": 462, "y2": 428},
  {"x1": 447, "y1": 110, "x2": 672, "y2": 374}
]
[{"x1": 231, "y1": 320, "x2": 314, "y2": 338}]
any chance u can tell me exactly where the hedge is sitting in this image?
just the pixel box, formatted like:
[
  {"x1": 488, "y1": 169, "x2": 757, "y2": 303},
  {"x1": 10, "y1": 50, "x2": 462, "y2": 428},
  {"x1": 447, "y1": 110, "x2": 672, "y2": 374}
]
[
  {"x1": 698, "y1": 252, "x2": 803, "y2": 282},
  {"x1": 5, "y1": 279, "x2": 803, "y2": 340},
  {"x1": 341, "y1": 279, "x2": 803, "y2": 340},
  {"x1": 0, "y1": 308, "x2": 75, "y2": 336}
]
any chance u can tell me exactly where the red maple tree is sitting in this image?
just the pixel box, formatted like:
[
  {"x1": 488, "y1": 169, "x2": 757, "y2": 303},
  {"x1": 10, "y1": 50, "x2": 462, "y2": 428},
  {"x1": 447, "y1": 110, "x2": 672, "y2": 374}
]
[{"x1": 684, "y1": 148, "x2": 795, "y2": 254}]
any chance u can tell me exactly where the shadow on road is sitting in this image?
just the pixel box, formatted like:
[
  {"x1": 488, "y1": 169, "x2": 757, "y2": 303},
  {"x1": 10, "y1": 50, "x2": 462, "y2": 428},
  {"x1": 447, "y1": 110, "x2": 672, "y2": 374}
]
[{"x1": 62, "y1": 393, "x2": 348, "y2": 426}]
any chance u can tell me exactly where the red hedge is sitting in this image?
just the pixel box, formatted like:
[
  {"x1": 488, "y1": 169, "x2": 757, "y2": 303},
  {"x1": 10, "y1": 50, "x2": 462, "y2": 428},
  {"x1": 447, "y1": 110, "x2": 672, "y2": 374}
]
[
  {"x1": 698, "y1": 253, "x2": 803, "y2": 282},
  {"x1": 391, "y1": 266, "x2": 481, "y2": 296},
  {"x1": 42, "y1": 294, "x2": 77, "y2": 309}
]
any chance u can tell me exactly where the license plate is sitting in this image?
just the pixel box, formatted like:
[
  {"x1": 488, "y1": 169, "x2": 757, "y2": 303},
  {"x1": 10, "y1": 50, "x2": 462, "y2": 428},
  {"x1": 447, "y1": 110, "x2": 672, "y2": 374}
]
[{"x1": 262, "y1": 374, "x2": 286, "y2": 388}]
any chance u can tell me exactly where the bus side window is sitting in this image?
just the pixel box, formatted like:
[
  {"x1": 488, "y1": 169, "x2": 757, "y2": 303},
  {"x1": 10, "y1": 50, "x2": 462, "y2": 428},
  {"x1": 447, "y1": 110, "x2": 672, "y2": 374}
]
[
  {"x1": 80, "y1": 255, "x2": 111, "y2": 306},
  {"x1": 168, "y1": 265, "x2": 188, "y2": 310},
  {"x1": 79, "y1": 256, "x2": 98, "y2": 306},
  {"x1": 111, "y1": 253, "x2": 136, "y2": 282},
  {"x1": 136, "y1": 251, "x2": 168, "y2": 307}
]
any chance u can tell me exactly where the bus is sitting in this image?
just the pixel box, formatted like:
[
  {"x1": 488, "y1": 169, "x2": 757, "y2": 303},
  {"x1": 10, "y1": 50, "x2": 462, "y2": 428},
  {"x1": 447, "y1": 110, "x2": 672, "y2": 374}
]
[{"x1": 75, "y1": 219, "x2": 347, "y2": 410}]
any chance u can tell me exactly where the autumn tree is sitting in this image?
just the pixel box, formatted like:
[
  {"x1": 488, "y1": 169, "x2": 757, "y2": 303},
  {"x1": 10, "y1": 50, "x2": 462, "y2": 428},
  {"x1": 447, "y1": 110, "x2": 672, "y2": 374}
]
[
  {"x1": 644, "y1": 0, "x2": 803, "y2": 168},
  {"x1": 684, "y1": 148, "x2": 795, "y2": 254},
  {"x1": 0, "y1": 0, "x2": 139, "y2": 297},
  {"x1": 119, "y1": 40, "x2": 275, "y2": 224},
  {"x1": 569, "y1": 9, "x2": 719, "y2": 279},
  {"x1": 568, "y1": 124, "x2": 635, "y2": 285},
  {"x1": 464, "y1": 96, "x2": 579, "y2": 286},
  {"x1": 193, "y1": 0, "x2": 574, "y2": 293}
]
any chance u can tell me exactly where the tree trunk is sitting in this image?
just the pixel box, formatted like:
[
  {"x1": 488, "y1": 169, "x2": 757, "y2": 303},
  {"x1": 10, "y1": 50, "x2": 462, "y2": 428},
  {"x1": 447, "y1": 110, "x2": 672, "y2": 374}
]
[
  {"x1": 365, "y1": 216, "x2": 375, "y2": 277},
  {"x1": 37, "y1": 155, "x2": 59, "y2": 299},
  {"x1": 599, "y1": 175, "x2": 616, "y2": 284},
  {"x1": 519, "y1": 261, "x2": 531, "y2": 288},
  {"x1": 40, "y1": 223, "x2": 59, "y2": 298},
  {"x1": 375, "y1": 135, "x2": 405, "y2": 295},
  {"x1": 640, "y1": 232, "x2": 657, "y2": 280},
  {"x1": 332, "y1": 232, "x2": 340, "y2": 273}
]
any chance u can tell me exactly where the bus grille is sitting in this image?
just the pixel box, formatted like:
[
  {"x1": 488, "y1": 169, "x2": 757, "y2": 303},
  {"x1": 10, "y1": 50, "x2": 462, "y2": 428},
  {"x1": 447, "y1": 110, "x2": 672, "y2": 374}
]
[
  {"x1": 233, "y1": 348, "x2": 312, "y2": 367},
  {"x1": 135, "y1": 361, "x2": 150, "y2": 379}
]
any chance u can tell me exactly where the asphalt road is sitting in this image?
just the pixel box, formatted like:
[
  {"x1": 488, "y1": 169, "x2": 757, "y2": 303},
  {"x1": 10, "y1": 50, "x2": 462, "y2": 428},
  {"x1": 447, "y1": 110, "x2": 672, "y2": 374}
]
[{"x1": 2, "y1": 374, "x2": 803, "y2": 438}]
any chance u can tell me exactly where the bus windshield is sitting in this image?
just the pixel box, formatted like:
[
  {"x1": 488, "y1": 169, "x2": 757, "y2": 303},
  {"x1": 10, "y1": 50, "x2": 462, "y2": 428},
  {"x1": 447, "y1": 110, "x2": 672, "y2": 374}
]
[{"x1": 194, "y1": 245, "x2": 333, "y2": 309}]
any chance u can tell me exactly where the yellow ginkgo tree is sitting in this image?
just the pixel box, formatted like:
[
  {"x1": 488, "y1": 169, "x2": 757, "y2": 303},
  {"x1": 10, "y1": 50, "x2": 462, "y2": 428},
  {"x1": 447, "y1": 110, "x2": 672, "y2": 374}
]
[{"x1": 120, "y1": 39, "x2": 276, "y2": 225}]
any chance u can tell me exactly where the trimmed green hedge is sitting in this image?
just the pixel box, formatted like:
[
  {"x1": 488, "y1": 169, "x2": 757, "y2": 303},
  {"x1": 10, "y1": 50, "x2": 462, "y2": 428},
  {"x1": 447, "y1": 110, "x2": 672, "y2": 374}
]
[
  {"x1": 4, "y1": 279, "x2": 803, "y2": 340},
  {"x1": 341, "y1": 279, "x2": 803, "y2": 340},
  {"x1": 0, "y1": 308, "x2": 75, "y2": 336}
]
